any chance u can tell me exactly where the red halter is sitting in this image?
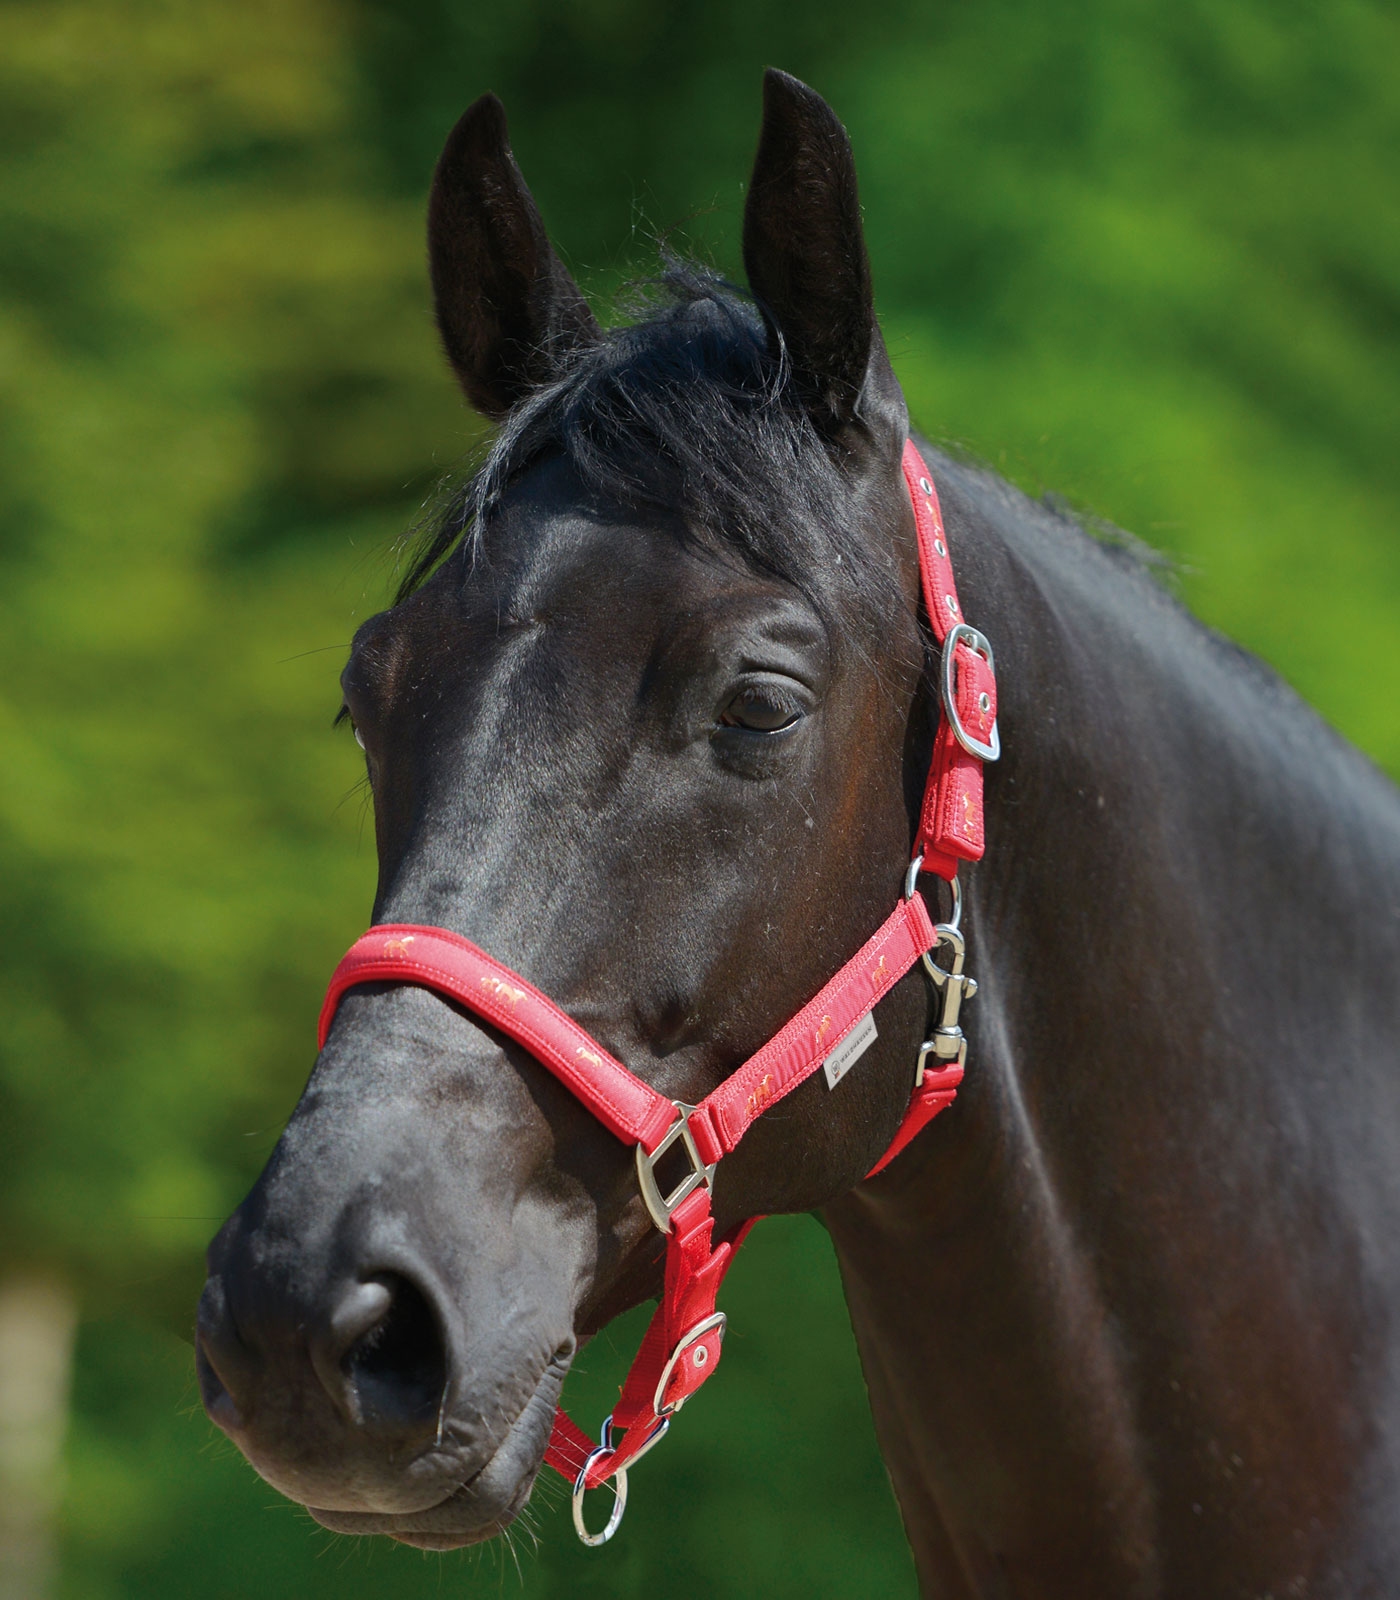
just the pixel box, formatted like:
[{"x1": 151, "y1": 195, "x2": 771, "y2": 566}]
[{"x1": 318, "y1": 442, "x2": 998, "y2": 1544}]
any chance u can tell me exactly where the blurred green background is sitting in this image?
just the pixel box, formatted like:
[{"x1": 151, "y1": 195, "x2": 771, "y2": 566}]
[{"x1": 1, "y1": 1, "x2": 1396, "y2": 1596}]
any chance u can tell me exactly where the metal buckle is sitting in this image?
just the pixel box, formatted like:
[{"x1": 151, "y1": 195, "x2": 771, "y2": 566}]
[
  {"x1": 652, "y1": 1312, "x2": 727, "y2": 1417},
  {"x1": 570, "y1": 1412, "x2": 670, "y2": 1547},
  {"x1": 635, "y1": 1101, "x2": 717, "y2": 1234},
  {"x1": 916, "y1": 924, "x2": 977, "y2": 1081},
  {"x1": 940, "y1": 623, "x2": 1000, "y2": 762}
]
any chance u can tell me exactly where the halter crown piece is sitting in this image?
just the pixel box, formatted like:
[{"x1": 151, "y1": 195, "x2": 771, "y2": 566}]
[{"x1": 318, "y1": 441, "x2": 999, "y2": 1546}]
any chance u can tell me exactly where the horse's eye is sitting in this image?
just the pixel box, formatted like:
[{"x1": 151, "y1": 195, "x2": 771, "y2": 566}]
[
  {"x1": 336, "y1": 705, "x2": 369, "y2": 753},
  {"x1": 719, "y1": 686, "x2": 803, "y2": 734}
]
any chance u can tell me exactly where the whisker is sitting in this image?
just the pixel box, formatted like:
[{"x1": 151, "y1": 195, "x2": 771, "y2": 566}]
[
  {"x1": 434, "y1": 1378, "x2": 450, "y2": 1451},
  {"x1": 503, "y1": 1524, "x2": 525, "y2": 1587},
  {"x1": 277, "y1": 643, "x2": 349, "y2": 664}
]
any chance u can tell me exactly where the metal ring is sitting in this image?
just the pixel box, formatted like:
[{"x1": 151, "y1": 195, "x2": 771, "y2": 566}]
[
  {"x1": 905, "y1": 855, "x2": 962, "y2": 934},
  {"x1": 946, "y1": 876, "x2": 962, "y2": 933},
  {"x1": 904, "y1": 852, "x2": 925, "y2": 901},
  {"x1": 571, "y1": 1444, "x2": 628, "y2": 1547}
]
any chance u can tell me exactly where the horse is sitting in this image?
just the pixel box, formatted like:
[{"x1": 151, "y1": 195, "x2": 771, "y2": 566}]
[{"x1": 195, "y1": 69, "x2": 1400, "y2": 1596}]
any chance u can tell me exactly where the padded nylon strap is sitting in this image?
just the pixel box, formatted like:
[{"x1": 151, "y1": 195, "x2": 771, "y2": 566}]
[
  {"x1": 902, "y1": 440, "x2": 995, "y2": 877},
  {"x1": 904, "y1": 439, "x2": 959, "y2": 651},
  {"x1": 688, "y1": 893, "x2": 936, "y2": 1167},
  {"x1": 544, "y1": 1197, "x2": 760, "y2": 1491},
  {"x1": 864, "y1": 1061, "x2": 964, "y2": 1178},
  {"x1": 919, "y1": 647, "x2": 996, "y2": 873},
  {"x1": 318, "y1": 924, "x2": 677, "y2": 1152}
]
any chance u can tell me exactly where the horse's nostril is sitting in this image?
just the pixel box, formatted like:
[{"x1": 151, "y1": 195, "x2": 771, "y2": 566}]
[
  {"x1": 329, "y1": 1278, "x2": 393, "y2": 1351},
  {"x1": 195, "y1": 1336, "x2": 243, "y2": 1433},
  {"x1": 196, "y1": 1273, "x2": 255, "y2": 1431},
  {"x1": 337, "y1": 1272, "x2": 448, "y2": 1429}
]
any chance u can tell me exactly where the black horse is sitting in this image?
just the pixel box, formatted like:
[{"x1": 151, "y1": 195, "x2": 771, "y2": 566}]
[{"x1": 196, "y1": 71, "x2": 1400, "y2": 1595}]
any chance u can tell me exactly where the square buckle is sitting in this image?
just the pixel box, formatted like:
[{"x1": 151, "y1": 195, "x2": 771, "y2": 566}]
[{"x1": 635, "y1": 1101, "x2": 717, "y2": 1234}]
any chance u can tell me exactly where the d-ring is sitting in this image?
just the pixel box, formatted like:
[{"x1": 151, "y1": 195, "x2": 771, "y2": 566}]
[
  {"x1": 904, "y1": 853, "x2": 962, "y2": 935},
  {"x1": 571, "y1": 1443, "x2": 628, "y2": 1547}
]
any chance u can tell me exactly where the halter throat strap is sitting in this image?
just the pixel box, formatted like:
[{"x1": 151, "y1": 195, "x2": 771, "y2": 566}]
[{"x1": 316, "y1": 440, "x2": 997, "y2": 1542}]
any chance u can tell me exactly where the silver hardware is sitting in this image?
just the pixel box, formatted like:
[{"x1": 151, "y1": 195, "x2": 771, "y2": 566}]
[
  {"x1": 904, "y1": 852, "x2": 923, "y2": 903},
  {"x1": 624, "y1": 1413, "x2": 671, "y2": 1469},
  {"x1": 569, "y1": 1412, "x2": 670, "y2": 1546},
  {"x1": 940, "y1": 623, "x2": 1000, "y2": 762},
  {"x1": 978, "y1": 691, "x2": 991, "y2": 714},
  {"x1": 919, "y1": 476, "x2": 933, "y2": 494},
  {"x1": 945, "y1": 594, "x2": 959, "y2": 616},
  {"x1": 905, "y1": 859, "x2": 976, "y2": 1079},
  {"x1": 917, "y1": 924, "x2": 977, "y2": 1079},
  {"x1": 635, "y1": 1102, "x2": 718, "y2": 1234},
  {"x1": 934, "y1": 539, "x2": 947, "y2": 557},
  {"x1": 905, "y1": 855, "x2": 962, "y2": 935},
  {"x1": 653, "y1": 1313, "x2": 727, "y2": 1417},
  {"x1": 572, "y1": 1420, "x2": 628, "y2": 1547}
]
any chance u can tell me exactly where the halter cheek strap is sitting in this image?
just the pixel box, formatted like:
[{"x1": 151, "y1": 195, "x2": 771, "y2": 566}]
[{"x1": 316, "y1": 442, "x2": 998, "y2": 1544}]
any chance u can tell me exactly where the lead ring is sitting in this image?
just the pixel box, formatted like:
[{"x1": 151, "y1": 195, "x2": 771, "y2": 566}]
[
  {"x1": 904, "y1": 854, "x2": 962, "y2": 934},
  {"x1": 571, "y1": 1445, "x2": 628, "y2": 1547}
]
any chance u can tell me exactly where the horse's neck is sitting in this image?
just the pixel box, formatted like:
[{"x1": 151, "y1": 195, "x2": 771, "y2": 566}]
[{"x1": 825, "y1": 461, "x2": 1400, "y2": 1596}]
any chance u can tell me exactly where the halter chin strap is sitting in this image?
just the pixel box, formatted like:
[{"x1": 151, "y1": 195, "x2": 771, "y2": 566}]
[{"x1": 317, "y1": 442, "x2": 998, "y2": 1544}]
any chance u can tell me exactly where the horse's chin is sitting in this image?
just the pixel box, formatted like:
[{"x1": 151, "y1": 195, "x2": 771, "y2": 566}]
[
  {"x1": 307, "y1": 1473, "x2": 536, "y2": 1549},
  {"x1": 252, "y1": 1344, "x2": 576, "y2": 1542},
  {"x1": 393, "y1": 1530, "x2": 507, "y2": 1551},
  {"x1": 326, "y1": 1345, "x2": 564, "y2": 1544}
]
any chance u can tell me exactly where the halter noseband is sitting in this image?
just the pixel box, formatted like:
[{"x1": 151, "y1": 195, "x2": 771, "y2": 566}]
[{"x1": 317, "y1": 441, "x2": 999, "y2": 1544}]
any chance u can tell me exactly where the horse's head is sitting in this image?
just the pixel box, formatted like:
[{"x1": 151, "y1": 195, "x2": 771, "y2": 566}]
[{"x1": 196, "y1": 71, "x2": 939, "y2": 1549}]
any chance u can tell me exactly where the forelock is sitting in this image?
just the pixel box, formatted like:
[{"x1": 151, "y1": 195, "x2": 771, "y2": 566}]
[{"x1": 396, "y1": 264, "x2": 900, "y2": 629}]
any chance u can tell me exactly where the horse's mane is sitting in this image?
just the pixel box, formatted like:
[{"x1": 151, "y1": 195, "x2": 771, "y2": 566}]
[{"x1": 395, "y1": 264, "x2": 903, "y2": 629}]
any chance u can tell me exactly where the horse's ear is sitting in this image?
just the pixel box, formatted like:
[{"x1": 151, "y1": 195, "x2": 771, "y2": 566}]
[
  {"x1": 743, "y1": 70, "x2": 902, "y2": 438},
  {"x1": 428, "y1": 94, "x2": 601, "y2": 421}
]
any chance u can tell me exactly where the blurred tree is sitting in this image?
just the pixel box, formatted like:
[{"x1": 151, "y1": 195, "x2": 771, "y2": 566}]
[
  {"x1": 0, "y1": 3, "x2": 464, "y2": 1588},
  {"x1": 0, "y1": 1279, "x2": 76, "y2": 1600},
  {"x1": 0, "y1": 0, "x2": 1396, "y2": 1594},
  {"x1": 0, "y1": 0, "x2": 462, "y2": 1316}
]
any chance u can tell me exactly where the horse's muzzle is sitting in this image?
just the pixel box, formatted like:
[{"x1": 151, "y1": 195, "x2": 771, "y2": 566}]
[{"x1": 195, "y1": 1190, "x2": 573, "y2": 1542}]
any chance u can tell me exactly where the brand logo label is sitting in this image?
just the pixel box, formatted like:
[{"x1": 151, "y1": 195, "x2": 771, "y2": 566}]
[{"x1": 822, "y1": 1012, "x2": 878, "y2": 1091}]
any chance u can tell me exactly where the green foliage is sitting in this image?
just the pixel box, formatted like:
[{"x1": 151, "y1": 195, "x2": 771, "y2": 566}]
[{"x1": 2, "y1": 0, "x2": 1397, "y2": 1593}]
